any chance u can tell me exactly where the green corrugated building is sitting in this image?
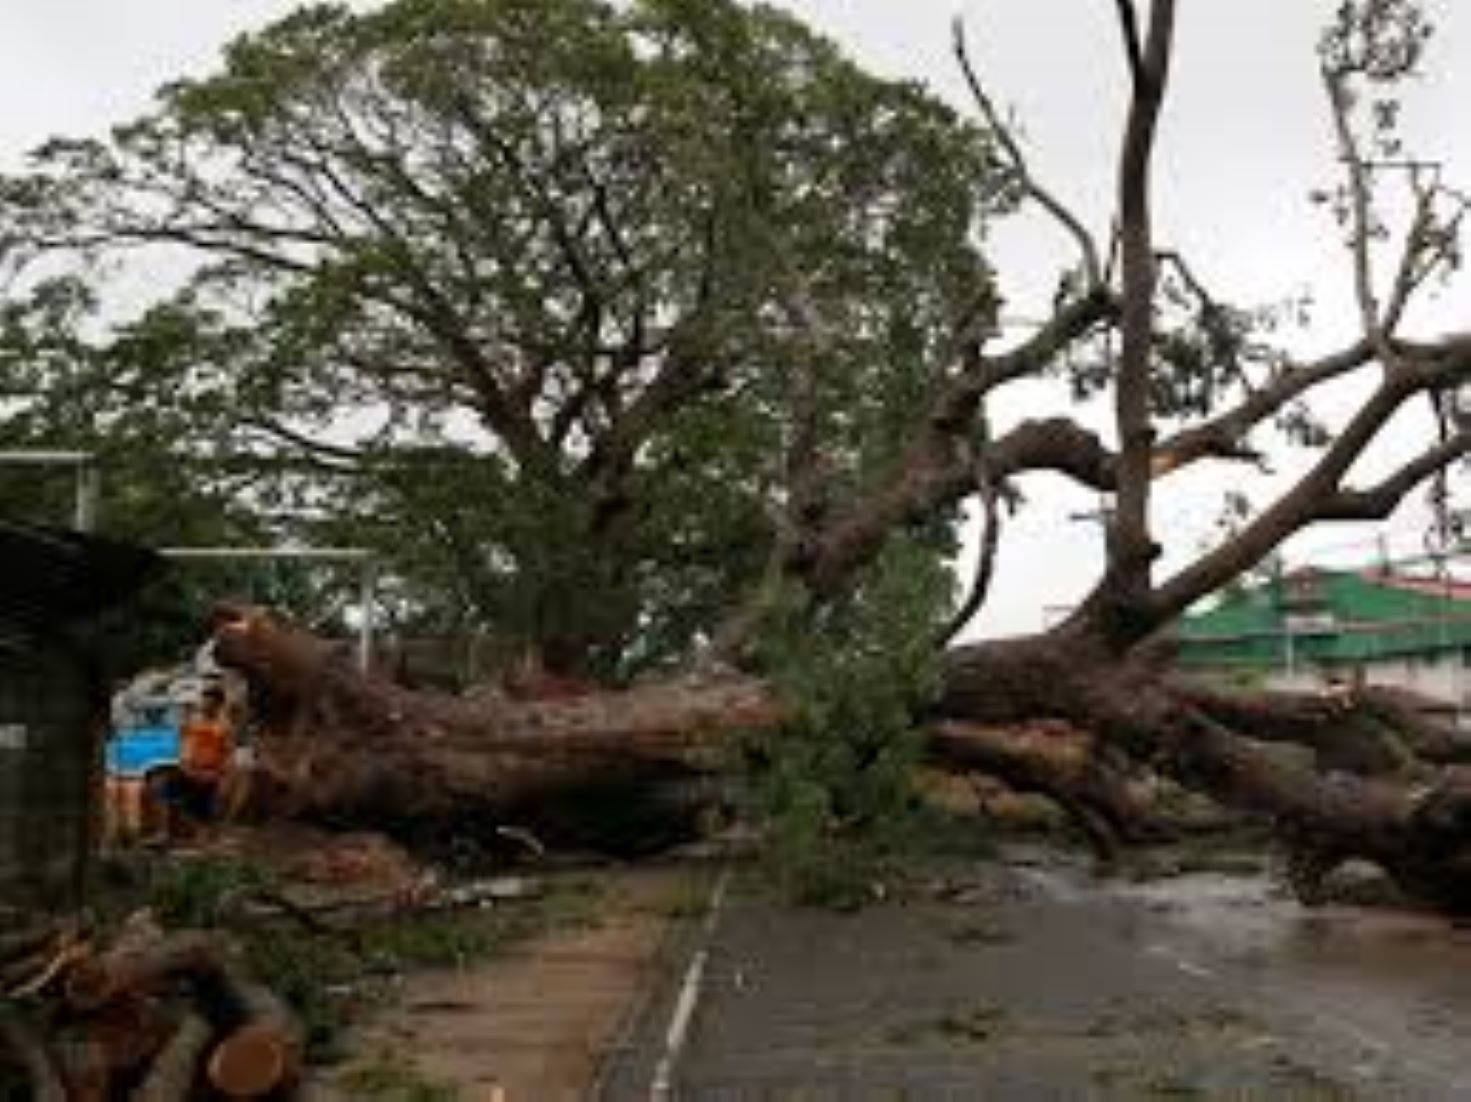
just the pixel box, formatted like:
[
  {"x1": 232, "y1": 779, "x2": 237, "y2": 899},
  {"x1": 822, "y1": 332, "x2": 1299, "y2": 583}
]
[{"x1": 1177, "y1": 568, "x2": 1471, "y2": 708}]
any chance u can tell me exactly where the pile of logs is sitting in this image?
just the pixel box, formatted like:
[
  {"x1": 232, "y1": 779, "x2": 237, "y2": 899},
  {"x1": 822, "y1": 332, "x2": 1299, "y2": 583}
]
[{"x1": 1, "y1": 912, "x2": 300, "y2": 1100}]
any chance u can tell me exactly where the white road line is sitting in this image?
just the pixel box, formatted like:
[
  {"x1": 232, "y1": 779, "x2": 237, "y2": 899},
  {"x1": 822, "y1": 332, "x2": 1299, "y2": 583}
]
[{"x1": 649, "y1": 866, "x2": 731, "y2": 1102}]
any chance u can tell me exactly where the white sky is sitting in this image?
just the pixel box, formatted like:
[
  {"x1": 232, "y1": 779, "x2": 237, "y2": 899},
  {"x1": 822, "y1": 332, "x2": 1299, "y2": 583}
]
[{"x1": 2, "y1": 1, "x2": 1468, "y2": 636}]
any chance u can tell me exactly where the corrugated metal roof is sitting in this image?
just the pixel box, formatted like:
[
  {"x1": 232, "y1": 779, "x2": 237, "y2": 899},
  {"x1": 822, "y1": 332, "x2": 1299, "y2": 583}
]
[
  {"x1": 0, "y1": 522, "x2": 162, "y2": 640},
  {"x1": 1367, "y1": 572, "x2": 1471, "y2": 601}
]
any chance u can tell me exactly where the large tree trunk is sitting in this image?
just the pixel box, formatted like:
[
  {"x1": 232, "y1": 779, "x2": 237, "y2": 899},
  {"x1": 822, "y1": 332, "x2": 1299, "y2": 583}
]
[
  {"x1": 212, "y1": 606, "x2": 776, "y2": 853},
  {"x1": 212, "y1": 606, "x2": 1471, "y2": 911}
]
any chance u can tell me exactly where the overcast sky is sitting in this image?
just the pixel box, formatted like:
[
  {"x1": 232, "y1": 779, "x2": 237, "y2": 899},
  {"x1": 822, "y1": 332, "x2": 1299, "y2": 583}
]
[{"x1": 2, "y1": 1, "x2": 1468, "y2": 636}]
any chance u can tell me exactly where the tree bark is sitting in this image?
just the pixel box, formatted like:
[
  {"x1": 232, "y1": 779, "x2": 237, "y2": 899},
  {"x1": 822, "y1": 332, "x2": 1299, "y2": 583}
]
[
  {"x1": 930, "y1": 721, "x2": 1170, "y2": 859},
  {"x1": 212, "y1": 605, "x2": 772, "y2": 851},
  {"x1": 133, "y1": 1012, "x2": 212, "y2": 1102},
  {"x1": 940, "y1": 634, "x2": 1471, "y2": 911}
]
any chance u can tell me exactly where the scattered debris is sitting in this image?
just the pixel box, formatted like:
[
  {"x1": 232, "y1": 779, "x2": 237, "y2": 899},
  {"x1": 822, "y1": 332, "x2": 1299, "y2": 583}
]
[
  {"x1": 1, "y1": 911, "x2": 300, "y2": 1100},
  {"x1": 0, "y1": 818, "x2": 570, "y2": 1099}
]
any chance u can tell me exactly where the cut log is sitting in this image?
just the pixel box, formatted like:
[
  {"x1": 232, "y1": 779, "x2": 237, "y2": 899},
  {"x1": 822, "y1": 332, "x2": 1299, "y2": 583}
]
[
  {"x1": 0, "y1": 1005, "x2": 66, "y2": 1102},
  {"x1": 64, "y1": 926, "x2": 303, "y2": 1097},
  {"x1": 208, "y1": 1017, "x2": 301, "y2": 1099},
  {"x1": 65, "y1": 932, "x2": 220, "y2": 1013},
  {"x1": 50, "y1": 1034, "x2": 109, "y2": 1102},
  {"x1": 133, "y1": 1012, "x2": 213, "y2": 1102},
  {"x1": 205, "y1": 969, "x2": 301, "y2": 1099},
  {"x1": 86, "y1": 995, "x2": 175, "y2": 1078}
]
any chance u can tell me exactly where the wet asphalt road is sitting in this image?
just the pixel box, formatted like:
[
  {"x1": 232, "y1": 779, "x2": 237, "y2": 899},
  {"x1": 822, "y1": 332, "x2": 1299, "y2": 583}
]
[{"x1": 598, "y1": 849, "x2": 1471, "y2": 1100}]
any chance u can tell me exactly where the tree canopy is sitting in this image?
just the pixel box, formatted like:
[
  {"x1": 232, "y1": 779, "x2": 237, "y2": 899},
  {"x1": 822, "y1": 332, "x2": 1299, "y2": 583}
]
[
  {"x1": 0, "y1": 0, "x2": 1008, "y2": 676},
  {"x1": 1, "y1": 0, "x2": 1468, "y2": 682}
]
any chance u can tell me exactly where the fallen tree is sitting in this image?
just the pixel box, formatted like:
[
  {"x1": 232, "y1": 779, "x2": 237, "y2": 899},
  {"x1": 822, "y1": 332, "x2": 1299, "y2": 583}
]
[
  {"x1": 7, "y1": 1, "x2": 1471, "y2": 910},
  {"x1": 213, "y1": 601, "x2": 1471, "y2": 911}
]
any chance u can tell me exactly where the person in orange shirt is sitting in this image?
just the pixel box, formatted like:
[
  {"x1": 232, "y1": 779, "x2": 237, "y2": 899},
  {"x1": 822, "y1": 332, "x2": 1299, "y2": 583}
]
[{"x1": 160, "y1": 684, "x2": 235, "y2": 836}]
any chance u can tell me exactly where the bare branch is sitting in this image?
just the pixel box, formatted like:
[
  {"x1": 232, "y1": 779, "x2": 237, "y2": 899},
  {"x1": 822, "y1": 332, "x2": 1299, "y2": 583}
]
[
  {"x1": 986, "y1": 418, "x2": 1120, "y2": 488},
  {"x1": 236, "y1": 414, "x2": 368, "y2": 467},
  {"x1": 1318, "y1": 432, "x2": 1471, "y2": 521},
  {"x1": 968, "y1": 287, "x2": 1117, "y2": 397},
  {"x1": 1152, "y1": 339, "x2": 1471, "y2": 624},
  {"x1": 1323, "y1": 67, "x2": 1387, "y2": 350},
  {"x1": 952, "y1": 18, "x2": 1102, "y2": 286},
  {"x1": 1382, "y1": 170, "x2": 1440, "y2": 332},
  {"x1": 1383, "y1": 171, "x2": 1471, "y2": 335},
  {"x1": 1154, "y1": 338, "x2": 1375, "y2": 473},
  {"x1": 938, "y1": 466, "x2": 1003, "y2": 645},
  {"x1": 803, "y1": 416, "x2": 1119, "y2": 596},
  {"x1": 1111, "y1": 0, "x2": 1148, "y2": 91},
  {"x1": 750, "y1": 287, "x2": 1116, "y2": 605}
]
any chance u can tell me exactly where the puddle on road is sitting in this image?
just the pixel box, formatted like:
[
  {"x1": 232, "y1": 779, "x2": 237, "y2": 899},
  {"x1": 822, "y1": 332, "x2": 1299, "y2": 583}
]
[
  {"x1": 1106, "y1": 867, "x2": 1471, "y2": 1096},
  {"x1": 1113, "y1": 867, "x2": 1471, "y2": 967},
  {"x1": 1004, "y1": 843, "x2": 1471, "y2": 972}
]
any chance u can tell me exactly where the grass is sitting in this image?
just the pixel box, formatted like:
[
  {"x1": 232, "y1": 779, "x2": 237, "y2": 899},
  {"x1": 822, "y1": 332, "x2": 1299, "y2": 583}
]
[{"x1": 337, "y1": 1056, "x2": 463, "y2": 1102}]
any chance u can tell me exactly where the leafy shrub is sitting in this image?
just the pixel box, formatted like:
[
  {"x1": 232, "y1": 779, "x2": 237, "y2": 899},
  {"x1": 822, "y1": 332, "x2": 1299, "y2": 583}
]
[
  {"x1": 145, "y1": 856, "x2": 277, "y2": 926},
  {"x1": 747, "y1": 536, "x2": 952, "y2": 906}
]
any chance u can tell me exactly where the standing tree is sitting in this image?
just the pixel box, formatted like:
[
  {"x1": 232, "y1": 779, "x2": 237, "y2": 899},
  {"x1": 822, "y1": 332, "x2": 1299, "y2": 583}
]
[
  {"x1": 6, "y1": 0, "x2": 1471, "y2": 906},
  {"x1": 1, "y1": 0, "x2": 1007, "y2": 679}
]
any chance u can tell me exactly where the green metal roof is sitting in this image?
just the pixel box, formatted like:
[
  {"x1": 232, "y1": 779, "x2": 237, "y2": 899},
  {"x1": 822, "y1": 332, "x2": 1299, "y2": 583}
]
[{"x1": 1176, "y1": 569, "x2": 1471, "y2": 671}]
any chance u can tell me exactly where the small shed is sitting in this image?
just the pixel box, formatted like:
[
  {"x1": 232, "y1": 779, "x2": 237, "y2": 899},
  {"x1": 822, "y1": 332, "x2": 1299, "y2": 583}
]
[{"x1": 0, "y1": 522, "x2": 159, "y2": 913}]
